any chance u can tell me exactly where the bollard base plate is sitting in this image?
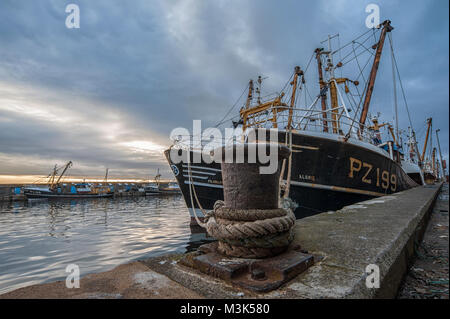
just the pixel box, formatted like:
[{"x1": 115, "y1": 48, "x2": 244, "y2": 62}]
[{"x1": 180, "y1": 242, "x2": 316, "y2": 292}]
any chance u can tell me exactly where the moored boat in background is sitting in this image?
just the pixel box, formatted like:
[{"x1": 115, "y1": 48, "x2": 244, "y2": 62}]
[
  {"x1": 144, "y1": 169, "x2": 181, "y2": 196},
  {"x1": 23, "y1": 161, "x2": 113, "y2": 199}
]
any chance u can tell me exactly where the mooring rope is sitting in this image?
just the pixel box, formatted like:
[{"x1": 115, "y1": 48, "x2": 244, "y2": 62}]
[
  {"x1": 192, "y1": 199, "x2": 295, "y2": 258},
  {"x1": 283, "y1": 128, "x2": 293, "y2": 199},
  {"x1": 187, "y1": 160, "x2": 212, "y2": 228}
]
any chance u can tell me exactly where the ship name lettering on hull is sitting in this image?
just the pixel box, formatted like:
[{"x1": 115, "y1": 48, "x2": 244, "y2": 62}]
[
  {"x1": 348, "y1": 157, "x2": 397, "y2": 192},
  {"x1": 208, "y1": 179, "x2": 222, "y2": 185},
  {"x1": 298, "y1": 174, "x2": 316, "y2": 182}
]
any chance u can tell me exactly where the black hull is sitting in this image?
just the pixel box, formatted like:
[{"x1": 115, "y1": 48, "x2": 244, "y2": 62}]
[{"x1": 165, "y1": 130, "x2": 418, "y2": 221}]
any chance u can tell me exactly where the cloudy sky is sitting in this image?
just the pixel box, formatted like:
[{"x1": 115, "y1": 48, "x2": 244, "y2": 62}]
[{"x1": 0, "y1": 0, "x2": 448, "y2": 181}]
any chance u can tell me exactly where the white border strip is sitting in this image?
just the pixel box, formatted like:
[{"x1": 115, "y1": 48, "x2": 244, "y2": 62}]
[
  {"x1": 184, "y1": 180, "x2": 223, "y2": 189},
  {"x1": 182, "y1": 170, "x2": 217, "y2": 176},
  {"x1": 289, "y1": 180, "x2": 385, "y2": 197},
  {"x1": 183, "y1": 174, "x2": 208, "y2": 180},
  {"x1": 182, "y1": 164, "x2": 221, "y2": 172}
]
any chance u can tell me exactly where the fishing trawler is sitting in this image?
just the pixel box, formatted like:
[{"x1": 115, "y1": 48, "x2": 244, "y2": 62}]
[
  {"x1": 144, "y1": 169, "x2": 181, "y2": 196},
  {"x1": 24, "y1": 161, "x2": 114, "y2": 199},
  {"x1": 165, "y1": 20, "x2": 422, "y2": 225},
  {"x1": 417, "y1": 118, "x2": 440, "y2": 184}
]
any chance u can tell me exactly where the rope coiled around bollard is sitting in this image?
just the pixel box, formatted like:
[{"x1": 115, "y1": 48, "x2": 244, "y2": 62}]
[{"x1": 203, "y1": 200, "x2": 296, "y2": 258}]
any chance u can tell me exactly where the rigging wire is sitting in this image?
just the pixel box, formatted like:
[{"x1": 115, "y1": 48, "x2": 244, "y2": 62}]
[
  {"x1": 354, "y1": 48, "x2": 372, "y2": 84},
  {"x1": 341, "y1": 44, "x2": 375, "y2": 67},
  {"x1": 341, "y1": 31, "x2": 375, "y2": 137},
  {"x1": 352, "y1": 41, "x2": 376, "y2": 57},
  {"x1": 338, "y1": 29, "x2": 380, "y2": 65},
  {"x1": 338, "y1": 34, "x2": 343, "y2": 78},
  {"x1": 389, "y1": 32, "x2": 399, "y2": 143},
  {"x1": 332, "y1": 27, "x2": 376, "y2": 55},
  {"x1": 352, "y1": 42, "x2": 368, "y2": 85},
  {"x1": 388, "y1": 33, "x2": 416, "y2": 135},
  {"x1": 214, "y1": 82, "x2": 249, "y2": 128},
  {"x1": 279, "y1": 71, "x2": 295, "y2": 96},
  {"x1": 303, "y1": 52, "x2": 315, "y2": 75}
]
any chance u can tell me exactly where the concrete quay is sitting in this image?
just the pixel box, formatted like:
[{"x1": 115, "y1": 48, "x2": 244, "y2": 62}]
[{"x1": 0, "y1": 183, "x2": 444, "y2": 299}]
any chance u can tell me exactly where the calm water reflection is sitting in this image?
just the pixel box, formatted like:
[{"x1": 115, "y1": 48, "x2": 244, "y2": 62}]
[{"x1": 0, "y1": 196, "x2": 212, "y2": 294}]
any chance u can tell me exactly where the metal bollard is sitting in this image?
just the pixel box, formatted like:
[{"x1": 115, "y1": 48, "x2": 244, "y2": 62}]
[{"x1": 215, "y1": 143, "x2": 291, "y2": 210}]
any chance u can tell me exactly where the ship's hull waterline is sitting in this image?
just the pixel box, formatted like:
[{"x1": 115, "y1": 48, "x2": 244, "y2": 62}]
[
  {"x1": 165, "y1": 129, "x2": 418, "y2": 224},
  {"x1": 145, "y1": 190, "x2": 182, "y2": 196},
  {"x1": 24, "y1": 189, "x2": 114, "y2": 199}
]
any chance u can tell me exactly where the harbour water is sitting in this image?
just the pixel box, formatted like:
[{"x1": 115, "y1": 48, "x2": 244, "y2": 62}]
[{"x1": 0, "y1": 195, "x2": 211, "y2": 294}]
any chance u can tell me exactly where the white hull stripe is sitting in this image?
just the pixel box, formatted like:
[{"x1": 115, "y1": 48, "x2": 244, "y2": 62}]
[
  {"x1": 289, "y1": 180, "x2": 385, "y2": 197},
  {"x1": 254, "y1": 140, "x2": 319, "y2": 151},
  {"x1": 182, "y1": 164, "x2": 221, "y2": 172},
  {"x1": 182, "y1": 170, "x2": 217, "y2": 176},
  {"x1": 183, "y1": 174, "x2": 208, "y2": 180},
  {"x1": 184, "y1": 180, "x2": 223, "y2": 189},
  {"x1": 183, "y1": 179, "x2": 384, "y2": 196}
]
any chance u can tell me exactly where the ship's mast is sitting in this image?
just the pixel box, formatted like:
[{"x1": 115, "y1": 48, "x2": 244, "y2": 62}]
[
  {"x1": 421, "y1": 118, "x2": 432, "y2": 162},
  {"x1": 436, "y1": 129, "x2": 446, "y2": 179},
  {"x1": 287, "y1": 66, "x2": 303, "y2": 129},
  {"x1": 359, "y1": 20, "x2": 393, "y2": 135},
  {"x1": 155, "y1": 168, "x2": 161, "y2": 188},
  {"x1": 432, "y1": 148, "x2": 437, "y2": 175},
  {"x1": 329, "y1": 81, "x2": 339, "y2": 134},
  {"x1": 316, "y1": 34, "x2": 350, "y2": 135},
  {"x1": 256, "y1": 76, "x2": 262, "y2": 105},
  {"x1": 51, "y1": 161, "x2": 73, "y2": 190},
  {"x1": 412, "y1": 130, "x2": 422, "y2": 164},
  {"x1": 49, "y1": 164, "x2": 57, "y2": 187},
  {"x1": 325, "y1": 34, "x2": 340, "y2": 134},
  {"x1": 315, "y1": 48, "x2": 329, "y2": 132},
  {"x1": 436, "y1": 159, "x2": 441, "y2": 179},
  {"x1": 245, "y1": 80, "x2": 254, "y2": 109},
  {"x1": 408, "y1": 127, "x2": 415, "y2": 161}
]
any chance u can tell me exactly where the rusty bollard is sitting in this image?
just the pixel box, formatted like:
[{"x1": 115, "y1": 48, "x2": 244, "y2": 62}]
[
  {"x1": 209, "y1": 143, "x2": 293, "y2": 258},
  {"x1": 219, "y1": 143, "x2": 290, "y2": 209}
]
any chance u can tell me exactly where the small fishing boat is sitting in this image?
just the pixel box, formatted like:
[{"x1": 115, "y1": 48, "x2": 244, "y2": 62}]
[
  {"x1": 418, "y1": 118, "x2": 440, "y2": 184},
  {"x1": 144, "y1": 183, "x2": 161, "y2": 195},
  {"x1": 23, "y1": 161, "x2": 114, "y2": 199},
  {"x1": 144, "y1": 169, "x2": 181, "y2": 196},
  {"x1": 158, "y1": 182, "x2": 182, "y2": 195}
]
